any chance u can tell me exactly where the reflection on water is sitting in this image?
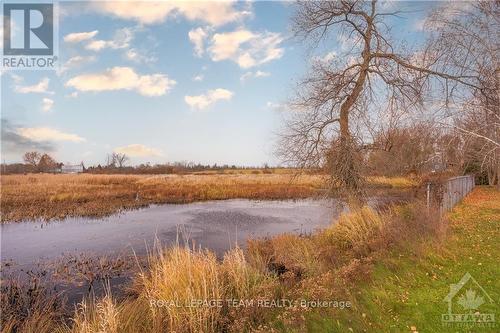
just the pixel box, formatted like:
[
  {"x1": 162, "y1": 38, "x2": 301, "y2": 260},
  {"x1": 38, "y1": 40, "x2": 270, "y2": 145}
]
[
  {"x1": 1, "y1": 199, "x2": 340, "y2": 266},
  {"x1": 0, "y1": 196, "x2": 404, "y2": 303}
]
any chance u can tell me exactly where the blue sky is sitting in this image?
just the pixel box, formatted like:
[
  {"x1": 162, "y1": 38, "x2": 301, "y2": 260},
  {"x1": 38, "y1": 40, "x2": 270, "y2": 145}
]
[{"x1": 1, "y1": 1, "x2": 438, "y2": 166}]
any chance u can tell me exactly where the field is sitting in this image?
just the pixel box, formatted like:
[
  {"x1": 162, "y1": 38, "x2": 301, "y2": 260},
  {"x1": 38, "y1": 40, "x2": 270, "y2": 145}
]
[{"x1": 0, "y1": 173, "x2": 417, "y2": 222}]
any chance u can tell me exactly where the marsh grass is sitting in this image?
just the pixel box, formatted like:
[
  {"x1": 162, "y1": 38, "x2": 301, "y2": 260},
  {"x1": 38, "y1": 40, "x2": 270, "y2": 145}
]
[
  {"x1": 1, "y1": 173, "x2": 416, "y2": 222},
  {"x1": 321, "y1": 206, "x2": 385, "y2": 252},
  {"x1": 52, "y1": 245, "x2": 278, "y2": 333},
  {"x1": 248, "y1": 234, "x2": 320, "y2": 278},
  {"x1": 367, "y1": 176, "x2": 419, "y2": 188},
  {"x1": 247, "y1": 201, "x2": 442, "y2": 279},
  {"x1": 0, "y1": 275, "x2": 66, "y2": 333},
  {"x1": 70, "y1": 288, "x2": 120, "y2": 333},
  {"x1": 1, "y1": 174, "x2": 325, "y2": 222}
]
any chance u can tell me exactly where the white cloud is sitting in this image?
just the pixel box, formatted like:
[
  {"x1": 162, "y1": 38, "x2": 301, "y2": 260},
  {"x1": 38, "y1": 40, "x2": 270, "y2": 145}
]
[
  {"x1": 413, "y1": 18, "x2": 426, "y2": 31},
  {"x1": 240, "y1": 70, "x2": 270, "y2": 82},
  {"x1": 209, "y1": 30, "x2": 253, "y2": 60},
  {"x1": 317, "y1": 51, "x2": 336, "y2": 63},
  {"x1": 125, "y1": 48, "x2": 157, "y2": 64},
  {"x1": 114, "y1": 144, "x2": 162, "y2": 157},
  {"x1": 92, "y1": 1, "x2": 250, "y2": 26},
  {"x1": 255, "y1": 70, "x2": 270, "y2": 78},
  {"x1": 416, "y1": 3, "x2": 472, "y2": 32},
  {"x1": 16, "y1": 127, "x2": 85, "y2": 142},
  {"x1": 337, "y1": 33, "x2": 363, "y2": 53},
  {"x1": 10, "y1": 73, "x2": 23, "y2": 84},
  {"x1": 184, "y1": 88, "x2": 233, "y2": 110},
  {"x1": 266, "y1": 101, "x2": 284, "y2": 111},
  {"x1": 64, "y1": 30, "x2": 98, "y2": 43},
  {"x1": 58, "y1": 55, "x2": 96, "y2": 74},
  {"x1": 14, "y1": 77, "x2": 53, "y2": 94},
  {"x1": 65, "y1": 55, "x2": 96, "y2": 68},
  {"x1": 193, "y1": 74, "x2": 204, "y2": 82},
  {"x1": 41, "y1": 98, "x2": 54, "y2": 113},
  {"x1": 136, "y1": 74, "x2": 175, "y2": 97},
  {"x1": 378, "y1": 1, "x2": 398, "y2": 11},
  {"x1": 85, "y1": 27, "x2": 133, "y2": 51},
  {"x1": 86, "y1": 40, "x2": 106, "y2": 51},
  {"x1": 66, "y1": 66, "x2": 176, "y2": 97},
  {"x1": 189, "y1": 27, "x2": 209, "y2": 57},
  {"x1": 208, "y1": 29, "x2": 284, "y2": 68},
  {"x1": 0, "y1": 15, "x2": 23, "y2": 49}
]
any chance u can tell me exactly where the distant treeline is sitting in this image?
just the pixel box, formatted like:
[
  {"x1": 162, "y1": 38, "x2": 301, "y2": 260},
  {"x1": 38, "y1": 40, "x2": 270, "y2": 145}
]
[
  {"x1": 0, "y1": 160, "x2": 302, "y2": 175},
  {"x1": 85, "y1": 163, "x2": 284, "y2": 175}
]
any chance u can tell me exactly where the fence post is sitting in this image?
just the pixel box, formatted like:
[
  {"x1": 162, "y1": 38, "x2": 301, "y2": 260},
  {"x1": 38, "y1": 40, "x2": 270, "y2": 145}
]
[{"x1": 426, "y1": 182, "x2": 431, "y2": 210}]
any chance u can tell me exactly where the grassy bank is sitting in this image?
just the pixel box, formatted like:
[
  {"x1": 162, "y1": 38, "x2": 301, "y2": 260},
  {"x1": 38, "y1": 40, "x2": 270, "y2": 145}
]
[
  {"x1": 333, "y1": 186, "x2": 500, "y2": 333},
  {"x1": 0, "y1": 173, "x2": 416, "y2": 222},
  {"x1": 272, "y1": 186, "x2": 499, "y2": 332}
]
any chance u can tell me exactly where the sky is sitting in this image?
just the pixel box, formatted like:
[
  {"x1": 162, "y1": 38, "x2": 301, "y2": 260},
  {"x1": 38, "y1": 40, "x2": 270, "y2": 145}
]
[{"x1": 1, "y1": 0, "x2": 439, "y2": 166}]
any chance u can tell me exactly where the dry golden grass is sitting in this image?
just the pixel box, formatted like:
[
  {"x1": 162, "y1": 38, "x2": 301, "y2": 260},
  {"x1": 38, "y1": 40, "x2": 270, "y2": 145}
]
[
  {"x1": 70, "y1": 293, "x2": 120, "y2": 333},
  {"x1": 54, "y1": 246, "x2": 277, "y2": 333},
  {"x1": 0, "y1": 173, "x2": 417, "y2": 222},
  {"x1": 321, "y1": 206, "x2": 385, "y2": 251},
  {"x1": 0, "y1": 173, "x2": 324, "y2": 222},
  {"x1": 367, "y1": 175, "x2": 419, "y2": 188}
]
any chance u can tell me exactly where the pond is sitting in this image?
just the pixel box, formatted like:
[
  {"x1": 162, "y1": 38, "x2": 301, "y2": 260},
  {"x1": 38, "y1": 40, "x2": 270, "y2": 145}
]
[
  {"x1": 1, "y1": 199, "x2": 340, "y2": 265},
  {"x1": 0, "y1": 195, "x2": 404, "y2": 303}
]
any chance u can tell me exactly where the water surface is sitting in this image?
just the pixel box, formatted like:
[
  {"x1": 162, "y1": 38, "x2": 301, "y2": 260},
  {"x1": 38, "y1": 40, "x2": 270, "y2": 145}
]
[
  {"x1": 1, "y1": 199, "x2": 340, "y2": 268},
  {"x1": 1, "y1": 196, "x2": 404, "y2": 303}
]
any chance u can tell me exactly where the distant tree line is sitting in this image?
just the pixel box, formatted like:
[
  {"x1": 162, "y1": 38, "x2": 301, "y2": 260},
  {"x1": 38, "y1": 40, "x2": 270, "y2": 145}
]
[
  {"x1": 0, "y1": 139, "x2": 495, "y2": 183},
  {"x1": 85, "y1": 160, "x2": 270, "y2": 175},
  {"x1": 1, "y1": 151, "x2": 284, "y2": 175},
  {"x1": 1, "y1": 151, "x2": 62, "y2": 174}
]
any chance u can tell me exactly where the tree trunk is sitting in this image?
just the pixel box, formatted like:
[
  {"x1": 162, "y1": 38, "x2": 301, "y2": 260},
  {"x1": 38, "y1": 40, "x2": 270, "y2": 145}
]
[{"x1": 331, "y1": 16, "x2": 373, "y2": 201}]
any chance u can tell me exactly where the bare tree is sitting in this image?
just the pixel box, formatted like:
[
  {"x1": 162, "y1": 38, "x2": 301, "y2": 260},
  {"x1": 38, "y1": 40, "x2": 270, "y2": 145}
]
[
  {"x1": 106, "y1": 153, "x2": 114, "y2": 167},
  {"x1": 457, "y1": 99, "x2": 499, "y2": 186},
  {"x1": 367, "y1": 123, "x2": 442, "y2": 176},
  {"x1": 23, "y1": 151, "x2": 42, "y2": 167},
  {"x1": 425, "y1": 1, "x2": 499, "y2": 186},
  {"x1": 111, "y1": 152, "x2": 129, "y2": 168},
  {"x1": 279, "y1": 0, "x2": 481, "y2": 200},
  {"x1": 37, "y1": 153, "x2": 58, "y2": 173}
]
